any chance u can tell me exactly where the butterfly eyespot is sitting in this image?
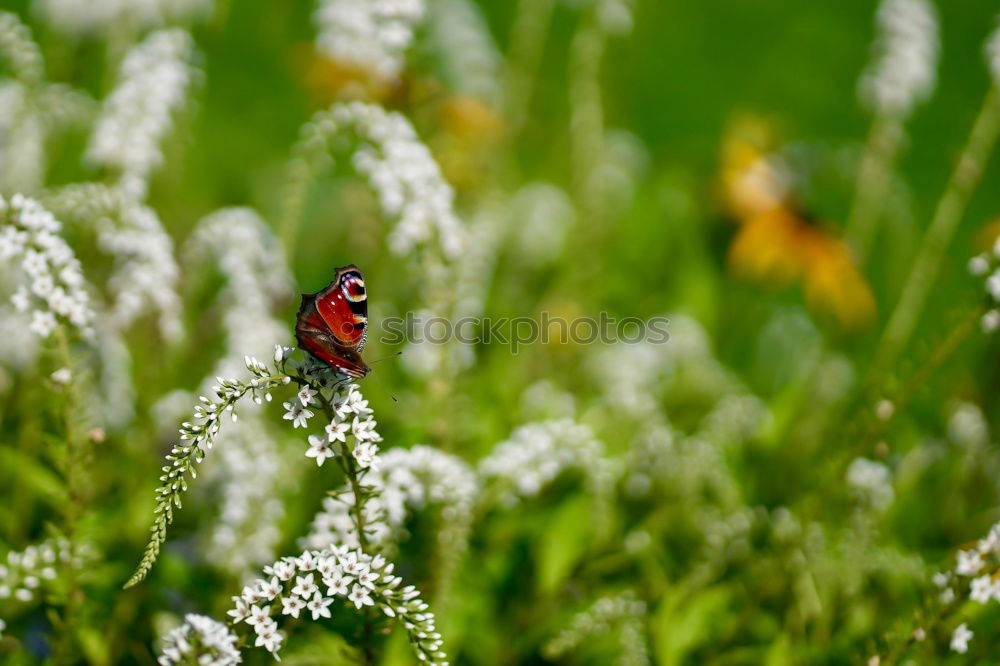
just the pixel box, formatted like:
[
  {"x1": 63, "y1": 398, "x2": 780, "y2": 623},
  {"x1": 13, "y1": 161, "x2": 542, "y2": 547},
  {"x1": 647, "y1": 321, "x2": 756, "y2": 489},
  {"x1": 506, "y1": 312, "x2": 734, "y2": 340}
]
[{"x1": 341, "y1": 274, "x2": 366, "y2": 302}]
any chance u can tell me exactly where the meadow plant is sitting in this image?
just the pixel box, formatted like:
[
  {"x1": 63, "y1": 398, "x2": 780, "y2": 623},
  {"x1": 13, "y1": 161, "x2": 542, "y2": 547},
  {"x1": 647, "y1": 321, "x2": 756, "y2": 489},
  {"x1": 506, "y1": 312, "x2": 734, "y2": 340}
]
[
  {"x1": 869, "y1": 17, "x2": 1000, "y2": 381},
  {"x1": 478, "y1": 419, "x2": 609, "y2": 506},
  {"x1": 124, "y1": 355, "x2": 293, "y2": 588},
  {"x1": 0, "y1": 538, "x2": 87, "y2": 618},
  {"x1": 0, "y1": 194, "x2": 94, "y2": 339},
  {"x1": 127, "y1": 346, "x2": 449, "y2": 662},
  {"x1": 283, "y1": 101, "x2": 465, "y2": 261},
  {"x1": 0, "y1": 12, "x2": 94, "y2": 194},
  {"x1": 424, "y1": 0, "x2": 502, "y2": 107},
  {"x1": 304, "y1": 444, "x2": 477, "y2": 560},
  {"x1": 223, "y1": 547, "x2": 445, "y2": 662},
  {"x1": 33, "y1": 0, "x2": 212, "y2": 35},
  {"x1": 281, "y1": 100, "x2": 473, "y2": 381},
  {"x1": 849, "y1": 0, "x2": 938, "y2": 256},
  {"x1": 858, "y1": 0, "x2": 939, "y2": 120},
  {"x1": 542, "y1": 591, "x2": 649, "y2": 666},
  {"x1": 87, "y1": 28, "x2": 198, "y2": 202},
  {"x1": 314, "y1": 0, "x2": 425, "y2": 80},
  {"x1": 157, "y1": 613, "x2": 241, "y2": 666},
  {"x1": 6, "y1": 1, "x2": 1000, "y2": 663}
]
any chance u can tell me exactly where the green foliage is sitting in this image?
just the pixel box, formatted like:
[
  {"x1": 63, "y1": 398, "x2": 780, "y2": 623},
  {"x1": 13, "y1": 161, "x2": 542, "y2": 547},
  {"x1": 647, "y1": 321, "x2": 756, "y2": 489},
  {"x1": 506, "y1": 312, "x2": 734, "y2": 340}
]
[{"x1": 3, "y1": 0, "x2": 1000, "y2": 664}]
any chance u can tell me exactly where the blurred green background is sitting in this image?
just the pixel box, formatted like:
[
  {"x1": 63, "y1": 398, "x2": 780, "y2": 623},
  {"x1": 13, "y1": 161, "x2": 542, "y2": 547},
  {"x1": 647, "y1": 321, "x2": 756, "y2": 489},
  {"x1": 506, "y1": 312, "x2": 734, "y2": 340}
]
[{"x1": 4, "y1": 0, "x2": 1000, "y2": 663}]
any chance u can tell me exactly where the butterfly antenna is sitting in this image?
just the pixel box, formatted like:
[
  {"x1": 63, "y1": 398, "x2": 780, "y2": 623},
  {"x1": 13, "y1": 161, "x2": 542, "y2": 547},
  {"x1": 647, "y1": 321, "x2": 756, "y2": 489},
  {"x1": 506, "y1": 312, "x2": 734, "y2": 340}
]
[
  {"x1": 367, "y1": 367, "x2": 398, "y2": 403},
  {"x1": 368, "y1": 351, "x2": 403, "y2": 365}
]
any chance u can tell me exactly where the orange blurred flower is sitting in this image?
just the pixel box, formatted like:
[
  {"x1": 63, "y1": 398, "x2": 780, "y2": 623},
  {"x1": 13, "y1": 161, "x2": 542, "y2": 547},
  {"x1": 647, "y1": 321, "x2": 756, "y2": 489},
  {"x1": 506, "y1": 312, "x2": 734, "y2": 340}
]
[{"x1": 721, "y1": 119, "x2": 876, "y2": 331}]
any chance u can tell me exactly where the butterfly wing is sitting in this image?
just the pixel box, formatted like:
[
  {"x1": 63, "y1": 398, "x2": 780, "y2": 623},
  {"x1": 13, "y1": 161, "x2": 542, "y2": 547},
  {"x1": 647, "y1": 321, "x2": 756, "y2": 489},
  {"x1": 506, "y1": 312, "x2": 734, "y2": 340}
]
[
  {"x1": 314, "y1": 265, "x2": 368, "y2": 352},
  {"x1": 295, "y1": 265, "x2": 370, "y2": 378}
]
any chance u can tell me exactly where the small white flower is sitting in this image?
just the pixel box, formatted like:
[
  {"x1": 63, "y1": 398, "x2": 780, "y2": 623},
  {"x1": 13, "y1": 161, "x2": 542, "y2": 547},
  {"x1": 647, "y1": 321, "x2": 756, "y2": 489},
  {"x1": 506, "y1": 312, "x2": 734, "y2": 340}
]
[
  {"x1": 348, "y1": 583, "x2": 374, "y2": 609},
  {"x1": 957, "y1": 549, "x2": 985, "y2": 576},
  {"x1": 272, "y1": 560, "x2": 296, "y2": 581},
  {"x1": 298, "y1": 385, "x2": 318, "y2": 406},
  {"x1": 333, "y1": 397, "x2": 354, "y2": 420},
  {"x1": 22, "y1": 250, "x2": 46, "y2": 276},
  {"x1": 241, "y1": 583, "x2": 262, "y2": 605},
  {"x1": 326, "y1": 574, "x2": 352, "y2": 597},
  {"x1": 246, "y1": 604, "x2": 271, "y2": 626},
  {"x1": 988, "y1": 271, "x2": 1000, "y2": 301},
  {"x1": 50, "y1": 368, "x2": 72, "y2": 385},
  {"x1": 340, "y1": 551, "x2": 361, "y2": 576},
  {"x1": 11, "y1": 287, "x2": 30, "y2": 311},
  {"x1": 356, "y1": 568, "x2": 380, "y2": 589},
  {"x1": 353, "y1": 441, "x2": 379, "y2": 469},
  {"x1": 227, "y1": 596, "x2": 250, "y2": 622},
  {"x1": 275, "y1": 344, "x2": 294, "y2": 363},
  {"x1": 283, "y1": 401, "x2": 314, "y2": 428},
  {"x1": 29, "y1": 309, "x2": 57, "y2": 337},
  {"x1": 306, "y1": 434, "x2": 336, "y2": 466},
  {"x1": 347, "y1": 389, "x2": 371, "y2": 416},
  {"x1": 258, "y1": 576, "x2": 282, "y2": 600},
  {"x1": 982, "y1": 310, "x2": 1000, "y2": 333},
  {"x1": 281, "y1": 595, "x2": 306, "y2": 618},
  {"x1": 951, "y1": 622, "x2": 973, "y2": 654},
  {"x1": 316, "y1": 556, "x2": 338, "y2": 577},
  {"x1": 297, "y1": 551, "x2": 319, "y2": 571},
  {"x1": 351, "y1": 416, "x2": 379, "y2": 441},
  {"x1": 307, "y1": 592, "x2": 334, "y2": 620},
  {"x1": 326, "y1": 420, "x2": 350, "y2": 443},
  {"x1": 970, "y1": 574, "x2": 994, "y2": 603},
  {"x1": 254, "y1": 617, "x2": 278, "y2": 636},
  {"x1": 292, "y1": 573, "x2": 317, "y2": 598},
  {"x1": 254, "y1": 619, "x2": 283, "y2": 653},
  {"x1": 970, "y1": 255, "x2": 990, "y2": 275}
]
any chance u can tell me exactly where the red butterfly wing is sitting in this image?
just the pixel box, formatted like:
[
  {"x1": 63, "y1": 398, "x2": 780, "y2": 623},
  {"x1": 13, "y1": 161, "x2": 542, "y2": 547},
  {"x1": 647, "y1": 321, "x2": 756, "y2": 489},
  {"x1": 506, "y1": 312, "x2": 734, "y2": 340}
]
[
  {"x1": 315, "y1": 266, "x2": 368, "y2": 351},
  {"x1": 295, "y1": 265, "x2": 370, "y2": 378}
]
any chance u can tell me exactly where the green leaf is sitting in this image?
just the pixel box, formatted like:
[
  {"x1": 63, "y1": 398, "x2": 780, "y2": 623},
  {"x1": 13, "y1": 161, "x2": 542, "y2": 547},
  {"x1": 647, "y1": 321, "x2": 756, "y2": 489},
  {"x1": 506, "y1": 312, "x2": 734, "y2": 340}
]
[
  {"x1": 535, "y1": 494, "x2": 592, "y2": 595},
  {"x1": 0, "y1": 448, "x2": 66, "y2": 505},
  {"x1": 653, "y1": 586, "x2": 732, "y2": 666},
  {"x1": 279, "y1": 631, "x2": 358, "y2": 665},
  {"x1": 77, "y1": 627, "x2": 110, "y2": 665}
]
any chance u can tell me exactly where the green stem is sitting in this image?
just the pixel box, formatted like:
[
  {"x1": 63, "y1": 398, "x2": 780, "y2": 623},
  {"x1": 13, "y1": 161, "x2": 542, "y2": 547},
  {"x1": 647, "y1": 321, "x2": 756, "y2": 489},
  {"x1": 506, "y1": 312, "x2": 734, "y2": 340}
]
[
  {"x1": 53, "y1": 328, "x2": 84, "y2": 664},
  {"x1": 867, "y1": 87, "x2": 1000, "y2": 386},
  {"x1": 310, "y1": 383, "x2": 376, "y2": 665},
  {"x1": 568, "y1": 7, "x2": 607, "y2": 226},
  {"x1": 845, "y1": 114, "x2": 904, "y2": 264},
  {"x1": 503, "y1": 0, "x2": 555, "y2": 135},
  {"x1": 859, "y1": 304, "x2": 982, "y2": 452}
]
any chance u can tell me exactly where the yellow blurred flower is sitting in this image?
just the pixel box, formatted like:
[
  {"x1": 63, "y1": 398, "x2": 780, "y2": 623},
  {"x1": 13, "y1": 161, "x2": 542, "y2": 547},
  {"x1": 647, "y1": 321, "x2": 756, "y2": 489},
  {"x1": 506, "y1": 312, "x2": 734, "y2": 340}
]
[
  {"x1": 432, "y1": 95, "x2": 506, "y2": 191},
  {"x1": 974, "y1": 217, "x2": 1000, "y2": 254},
  {"x1": 298, "y1": 46, "x2": 405, "y2": 105},
  {"x1": 721, "y1": 119, "x2": 876, "y2": 331},
  {"x1": 720, "y1": 129, "x2": 785, "y2": 219}
]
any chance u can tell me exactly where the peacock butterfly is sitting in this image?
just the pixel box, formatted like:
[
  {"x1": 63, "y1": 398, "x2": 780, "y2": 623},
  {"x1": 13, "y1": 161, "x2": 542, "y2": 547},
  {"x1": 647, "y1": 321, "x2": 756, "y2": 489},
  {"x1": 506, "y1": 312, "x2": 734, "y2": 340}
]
[{"x1": 296, "y1": 264, "x2": 371, "y2": 378}]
